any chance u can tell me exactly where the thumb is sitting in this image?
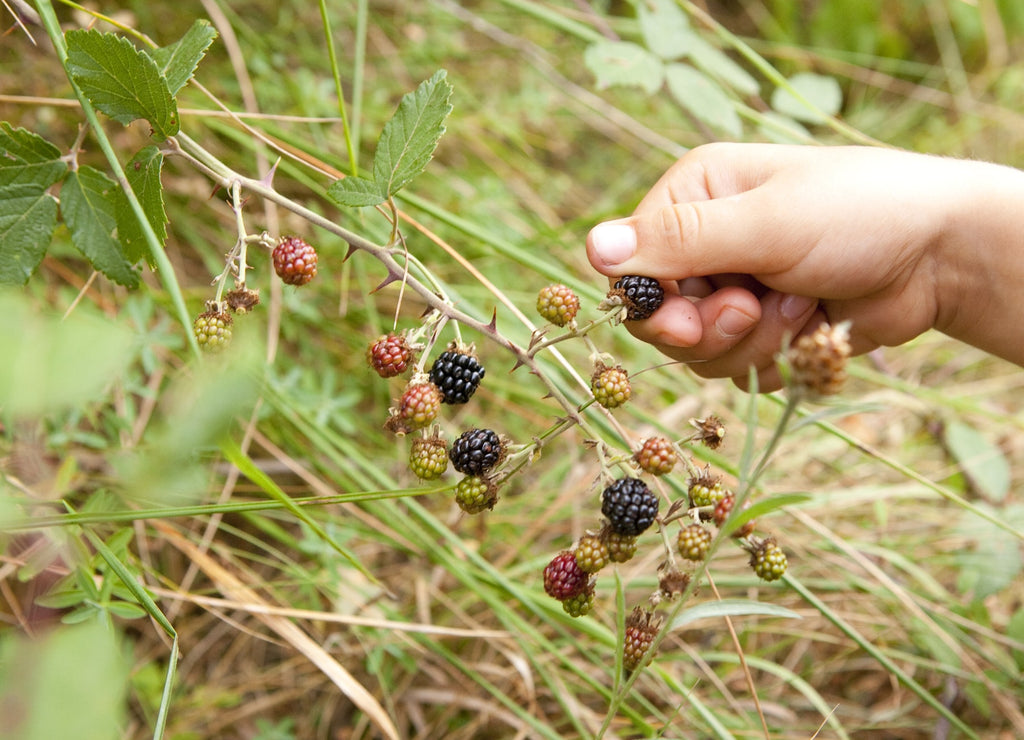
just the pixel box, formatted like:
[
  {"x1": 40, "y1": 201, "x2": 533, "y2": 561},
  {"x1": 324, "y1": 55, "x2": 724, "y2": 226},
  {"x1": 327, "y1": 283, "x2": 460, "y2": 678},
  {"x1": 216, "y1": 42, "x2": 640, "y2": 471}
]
[{"x1": 586, "y1": 195, "x2": 783, "y2": 280}]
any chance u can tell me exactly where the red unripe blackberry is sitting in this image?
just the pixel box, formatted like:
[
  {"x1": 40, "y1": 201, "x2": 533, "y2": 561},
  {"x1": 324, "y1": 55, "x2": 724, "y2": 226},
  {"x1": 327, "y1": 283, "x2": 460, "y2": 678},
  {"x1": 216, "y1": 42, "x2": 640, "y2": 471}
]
[
  {"x1": 635, "y1": 437, "x2": 677, "y2": 476},
  {"x1": 603, "y1": 530, "x2": 638, "y2": 563},
  {"x1": 449, "y1": 428, "x2": 504, "y2": 476},
  {"x1": 623, "y1": 607, "x2": 662, "y2": 672},
  {"x1": 272, "y1": 236, "x2": 318, "y2": 286},
  {"x1": 385, "y1": 380, "x2": 442, "y2": 434},
  {"x1": 574, "y1": 534, "x2": 610, "y2": 574},
  {"x1": 677, "y1": 523, "x2": 713, "y2": 561},
  {"x1": 750, "y1": 538, "x2": 788, "y2": 582},
  {"x1": 601, "y1": 477, "x2": 659, "y2": 537},
  {"x1": 712, "y1": 491, "x2": 756, "y2": 537},
  {"x1": 194, "y1": 310, "x2": 232, "y2": 352},
  {"x1": 428, "y1": 348, "x2": 485, "y2": 405},
  {"x1": 409, "y1": 435, "x2": 448, "y2": 480},
  {"x1": 536, "y1": 284, "x2": 580, "y2": 327},
  {"x1": 454, "y1": 475, "x2": 498, "y2": 514},
  {"x1": 562, "y1": 583, "x2": 595, "y2": 618},
  {"x1": 368, "y1": 333, "x2": 412, "y2": 378},
  {"x1": 611, "y1": 275, "x2": 664, "y2": 320},
  {"x1": 591, "y1": 363, "x2": 631, "y2": 409},
  {"x1": 543, "y1": 550, "x2": 589, "y2": 600}
]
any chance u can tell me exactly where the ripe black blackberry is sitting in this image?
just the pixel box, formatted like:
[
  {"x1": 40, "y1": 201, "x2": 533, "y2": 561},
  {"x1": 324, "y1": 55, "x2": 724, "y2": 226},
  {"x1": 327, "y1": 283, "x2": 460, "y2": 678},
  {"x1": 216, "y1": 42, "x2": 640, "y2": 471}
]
[
  {"x1": 449, "y1": 428, "x2": 504, "y2": 476},
  {"x1": 601, "y1": 477, "x2": 659, "y2": 537},
  {"x1": 428, "y1": 347, "x2": 485, "y2": 405},
  {"x1": 611, "y1": 275, "x2": 664, "y2": 320}
]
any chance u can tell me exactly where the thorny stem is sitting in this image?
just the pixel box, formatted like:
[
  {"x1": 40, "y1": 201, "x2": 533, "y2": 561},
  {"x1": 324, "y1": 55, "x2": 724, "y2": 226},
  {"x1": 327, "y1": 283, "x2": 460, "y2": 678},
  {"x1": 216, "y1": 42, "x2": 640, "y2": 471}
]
[{"x1": 527, "y1": 307, "x2": 626, "y2": 357}]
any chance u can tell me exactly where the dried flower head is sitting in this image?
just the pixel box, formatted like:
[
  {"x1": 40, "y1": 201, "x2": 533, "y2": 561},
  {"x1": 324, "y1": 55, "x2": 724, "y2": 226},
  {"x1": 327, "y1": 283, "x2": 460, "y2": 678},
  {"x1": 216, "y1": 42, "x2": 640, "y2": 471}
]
[
  {"x1": 786, "y1": 321, "x2": 852, "y2": 396},
  {"x1": 690, "y1": 415, "x2": 726, "y2": 449}
]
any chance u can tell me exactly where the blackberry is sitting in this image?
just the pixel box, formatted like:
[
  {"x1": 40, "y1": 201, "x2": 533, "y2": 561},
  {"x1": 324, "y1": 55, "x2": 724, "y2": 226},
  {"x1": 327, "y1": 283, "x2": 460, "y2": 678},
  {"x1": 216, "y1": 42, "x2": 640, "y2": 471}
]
[
  {"x1": 543, "y1": 550, "x2": 589, "y2": 600},
  {"x1": 536, "y1": 284, "x2": 580, "y2": 327},
  {"x1": 562, "y1": 583, "x2": 595, "y2": 618},
  {"x1": 454, "y1": 475, "x2": 497, "y2": 514},
  {"x1": 574, "y1": 534, "x2": 609, "y2": 574},
  {"x1": 603, "y1": 530, "x2": 639, "y2": 563},
  {"x1": 623, "y1": 607, "x2": 662, "y2": 672},
  {"x1": 194, "y1": 310, "x2": 232, "y2": 352},
  {"x1": 591, "y1": 363, "x2": 631, "y2": 409},
  {"x1": 611, "y1": 275, "x2": 664, "y2": 320},
  {"x1": 688, "y1": 471, "x2": 727, "y2": 508},
  {"x1": 272, "y1": 236, "x2": 318, "y2": 286},
  {"x1": 712, "y1": 492, "x2": 755, "y2": 537},
  {"x1": 428, "y1": 347, "x2": 485, "y2": 405},
  {"x1": 449, "y1": 428, "x2": 504, "y2": 476},
  {"x1": 409, "y1": 435, "x2": 448, "y2": 480},
  {"x1": 787, "y1": 321, "x2": 851, "y2": 396},
  {"x1": 601, "y1": 477, "x2": 659, "y2": 537},
  {"x1": 368, "y1": 333, "x2": 413, "y2": 378},
  {"x1": 677, "y1": 523, "x2": 713, "y2": 561},
  {"x1": 750, "y1": 538, "x2": 788, "y2": 582},
  {"x1": 385, "y1": 379, "x2": 442, "y2": 435},
  {"x1": 635, "y1": 437, "x2": 677, "y2": 476}
]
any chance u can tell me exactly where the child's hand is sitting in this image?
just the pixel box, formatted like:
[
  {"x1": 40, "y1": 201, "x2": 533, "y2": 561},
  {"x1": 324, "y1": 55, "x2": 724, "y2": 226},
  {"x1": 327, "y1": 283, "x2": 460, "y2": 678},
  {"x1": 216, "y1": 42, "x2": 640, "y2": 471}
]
[{"x1": 586, "y1": 143, "x2": 1024, "y2": 389}]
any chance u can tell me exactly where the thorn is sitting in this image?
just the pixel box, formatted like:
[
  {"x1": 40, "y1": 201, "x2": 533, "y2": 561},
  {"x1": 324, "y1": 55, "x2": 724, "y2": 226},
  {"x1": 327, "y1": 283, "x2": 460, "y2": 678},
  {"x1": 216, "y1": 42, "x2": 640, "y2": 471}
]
[
  {"x1": 342, "y1": 242, "x2": 359, "y2": 262},
  {"x1": 258, "y1": 157, "x2": 281, "y2": 188},
  {"x1": 370, "y1": 267, "x2": 403, "y2": 293},
  {"x1": 487, "y1": 308, "x2": 497, "y2": 333},
  {"x1": 509, "y1": 359, "x2": 525, "y2": 373}
]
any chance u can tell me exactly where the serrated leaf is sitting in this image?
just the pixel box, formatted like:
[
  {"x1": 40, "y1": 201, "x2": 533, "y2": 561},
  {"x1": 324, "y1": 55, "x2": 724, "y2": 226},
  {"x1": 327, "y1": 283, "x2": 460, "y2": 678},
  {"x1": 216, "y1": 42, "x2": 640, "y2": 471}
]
[
  {"x1": 584, "y1": 41, "x2": 664, "y2": 94},
  {"x1": 669, "y1": 599, "x2": 801, "y2": 631},
  {"x1": 326, "y1": 175, "x2": 386, "y2": 208},
  {"x1": 943, "y1": 420, "x2": 1010, "y2": 501},
  {"x1": 66, "y1": 29, "x2": 178, "y2": 140},
  {"x1": 770, "y1": 72, "x2": 842, "y2": 124},
  {"x1": 665, "y1": 62, "x2": 742, "y2": 137},
  {"x1": 719, "y1": 492, "x2": 811, "y2": 537},
  {"x1": 638, "y1": 0, "x2": 696, "y2": 61},
  {"x1": 0, "y1": 184, "x2": 58, "y2": 284},
  {"x1": 61, "y1": 166, "x2": 139, "y2": 288},
  {"x1": 687, "y1": 36, "x2": 760, "y2": 97},
  {"x1": 148, "y1": 19, "x2": 218, "y2": 95},
  {"x1": 372, "y1": 69, "x2": 453, "y2": 199},
  {"x1": 0, "y1": 123, "x2": 68, "y2": 189},
  {"x1": 115, "y1": 146, "x2": 167, "y2": 265}
]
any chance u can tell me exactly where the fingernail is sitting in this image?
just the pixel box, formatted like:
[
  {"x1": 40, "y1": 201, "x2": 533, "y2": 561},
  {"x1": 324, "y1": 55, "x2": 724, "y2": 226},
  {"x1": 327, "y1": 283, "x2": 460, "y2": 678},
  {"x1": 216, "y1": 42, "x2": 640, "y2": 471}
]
[
  {"x1": 589, "y1": 222, "x2": 636, "y2": 266},
  {"x1": 780, "y1": 294, "x2": 817, "y2": 321},
  {"x1": 716, "y1": 306, "x2": 756, "y2": 338}
]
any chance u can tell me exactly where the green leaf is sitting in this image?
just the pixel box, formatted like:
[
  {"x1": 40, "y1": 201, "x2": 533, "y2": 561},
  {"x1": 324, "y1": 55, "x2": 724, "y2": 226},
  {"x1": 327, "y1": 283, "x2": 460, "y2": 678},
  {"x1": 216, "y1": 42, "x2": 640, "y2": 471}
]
[
  {"x1": 638, "y1": 0, "x2": 696, "y2": 61},
  {"x1": 105, "y1": 601, "x2": 149, "y2": 620},
  {"x1": 584, "y1": 41, "x2": 664, "y2": 94},
  {"x1": 0, "y1": 290, "x2": 136, "y2": 415},
  {"x1": 66, "y1": 29, "x2": 178, "y2": 140},
  {"x1": 770, "y1": 72, "x2": 842, "y2": 124},
  {"x1": 669, "y1": 599, "x2": 801, "y2": 631},
  {"x1": 719, "y1": 492, "x2": 811, "y2": 537},
  {"x1": 0, "y1": 185, "x2": 58, "y2": 284},
  {"x1": 61, "y1": 166, "x2": 140, "y2": 288},
  {"x1": 326, "y1": 175, "x2": 386, "y2": 208},
  {"x1": 115, "y1": 146, "x2": 167, "y2": 265},
  {"x1": 0, "y1": 123, "x2": 68, "y2": 189},
  {"x1": 665, "y1": 62, "x2": 742, "y2": 137},
  {"x1": 148, "y1": 19, "x2": 218, "y2": 95},
  {"x1": 943, "y1": 420, "x2": 1010, "y2": 501},
  {"x1": 0, "y1": 620, "x2": 129, "y2": 740},
  {"x1": 687, "y1": 36, "x2": 760, "y2": 97},
  {"x1": 372, "y1": 69, "x2": 453, "y2": 199},
  {"x1": 954, "y1": 503, "x2": 1024, "y2": 599}
]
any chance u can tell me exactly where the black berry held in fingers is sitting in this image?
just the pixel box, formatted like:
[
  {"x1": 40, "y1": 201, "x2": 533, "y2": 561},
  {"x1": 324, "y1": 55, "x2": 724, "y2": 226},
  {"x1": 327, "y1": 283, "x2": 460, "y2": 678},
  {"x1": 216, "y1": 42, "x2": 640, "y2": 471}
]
[
  {"x1": 273, "y1": 236, "x2": 318, "y2": 286},
  {"x1": 601, "y1": 477, "x2": 659, "y2": 537},
  {"x1": 543, "y1": 550, "x2": 589, "y2": 600},
  {"x1": 368, "y1": 333, "x2": 413, "y2": 378},
  {"x1": 611, "y1": 275, "x2": 664, "y2": 320},
  {"x1": 428, "y1": 348, "x2": 485, "y2": 405},
  {"x1": 449, "y1": 428, "x2": 504, "y2": 476}
]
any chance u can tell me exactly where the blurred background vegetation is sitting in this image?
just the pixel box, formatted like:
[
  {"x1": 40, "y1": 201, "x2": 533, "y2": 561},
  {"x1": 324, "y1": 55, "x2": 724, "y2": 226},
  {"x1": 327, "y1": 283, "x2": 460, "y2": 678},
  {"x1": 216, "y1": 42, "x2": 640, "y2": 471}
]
[{"x1": 1, "y1": 1, "x2": 1023, "y2": 738}]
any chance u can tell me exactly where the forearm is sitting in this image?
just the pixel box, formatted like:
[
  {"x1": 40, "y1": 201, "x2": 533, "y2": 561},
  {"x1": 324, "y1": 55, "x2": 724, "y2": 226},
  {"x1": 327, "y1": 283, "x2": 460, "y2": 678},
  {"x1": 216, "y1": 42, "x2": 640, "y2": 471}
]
[{"x1": 933, "y1": 158, "x2": 1024, "y2": 365}]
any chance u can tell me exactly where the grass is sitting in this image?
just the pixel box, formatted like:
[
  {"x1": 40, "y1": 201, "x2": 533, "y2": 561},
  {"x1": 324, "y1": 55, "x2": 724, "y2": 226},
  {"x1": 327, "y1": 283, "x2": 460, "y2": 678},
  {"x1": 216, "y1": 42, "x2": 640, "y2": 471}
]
[{"x1": 2, "y1": 1, "x2": 1024, "y2": 738}]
